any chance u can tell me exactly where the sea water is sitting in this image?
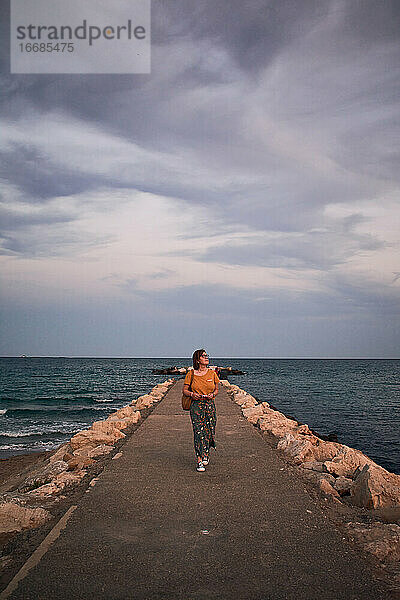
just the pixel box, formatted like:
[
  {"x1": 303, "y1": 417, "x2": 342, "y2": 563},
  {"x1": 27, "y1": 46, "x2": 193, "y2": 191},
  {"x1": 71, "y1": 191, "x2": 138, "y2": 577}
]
[{"x1": 0, "y1": 357, "x2": 399, "y2": 474}]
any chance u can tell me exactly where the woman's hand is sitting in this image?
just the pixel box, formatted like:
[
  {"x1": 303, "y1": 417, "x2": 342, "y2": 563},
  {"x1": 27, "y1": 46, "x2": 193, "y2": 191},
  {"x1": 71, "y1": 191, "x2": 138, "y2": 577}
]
[{"x1": 191, "y1": 391, "x2": 202, "y2": 401}]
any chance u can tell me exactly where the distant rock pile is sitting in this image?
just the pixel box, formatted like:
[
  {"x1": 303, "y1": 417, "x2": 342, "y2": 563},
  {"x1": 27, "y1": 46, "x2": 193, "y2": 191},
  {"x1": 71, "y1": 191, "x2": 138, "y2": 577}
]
[
  {"x1": 0, "y1": 379, "x2": 175, "y2": 536},
  {"x1": 152, "y1": 366, "x2": 244, "y2": 376},
  {"x1": 221, "y1": 379, "x2": 400, "y2": 577}
]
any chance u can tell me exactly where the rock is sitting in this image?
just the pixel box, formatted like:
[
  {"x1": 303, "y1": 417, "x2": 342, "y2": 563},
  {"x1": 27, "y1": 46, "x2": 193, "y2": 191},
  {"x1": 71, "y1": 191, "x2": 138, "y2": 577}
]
[
  {"x1": 323, "y1": 445, "x2": 375, "y2": 478},
  {"x1": 311, "y1": 441, "x2": 343, "y2": 463},
  {"x1": 90, "y1": 421, "x2": 125, "y2": 435},
  {"x1": 240, "y1": 398, "x2": 258, "y2": 409},
  {"x1": 106, "y1": 415, "x2": 140, "y2": 430},
  {"x1": 73, "y1": 444, "x2": 114, "y2": 459},
  {"x1": 301, "y1": 461, "x2": 328, "y2": 473},
  {"x1": 135, "y1": 394, "x2": 156, "y2": 410},
  {"x1": 19, "y1": 460, "x2": 69, "y2": 493},
  {"x1": 0, "y1": 501, "x2": 51, "y2": 533},
  {"x1": 333, "y1": 476, "x2": 353, "y2": 495},
  {"x1": 258, "y1": 410, "x2": 299, "y2": 443},
  {"x1": 233, "y1": 391, "x2": 256, "y2": 406},
  {"x1": 110, "y1": 405, "x2": 138, "y2": 419},
  {"x1": 319, "y1": 478, "x2": 340, "y2": 499},
  {"x1": 228, "y1": 385, "x2": 240, "y2": 393},
  {"x1": 49, "y1": 443, "x2": 71, "y2": 463},
  {"x1": 242, "y1": 403, "x2": 270, "y2": 424},
  {"x1": 107, "y1": 408, "x2": 141, "y2": 429},
  {"x1": 302, "y1": 470, "x2": 336, "y2": 487},
  {"x1": 277, "y1": 434, "x2": 314, "y2": 464},
  {"x1": 351, "y1": 464, "x2": 400, "y2": 509},
  {"x1": 70, "y1": 427, "x2": 125, "y2": 451},
  {"x1": 346, "y1": 522, "x2": 400, "y2": 563},
  {"x1": 87, "y1": 444, "x2": 114, "y2": 458},
  {"x1": 26, "y1": 470, "x2": 86, "y2": 498},
  {"x1": 67, "y1": 456, "x2": 95, "y2": 471}
]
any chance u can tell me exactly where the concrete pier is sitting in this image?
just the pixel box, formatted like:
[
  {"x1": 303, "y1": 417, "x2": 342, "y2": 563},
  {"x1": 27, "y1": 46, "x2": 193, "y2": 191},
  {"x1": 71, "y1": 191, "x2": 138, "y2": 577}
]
[{"x1": 5, "y1": 381, "x2": 389, "y2": 599}]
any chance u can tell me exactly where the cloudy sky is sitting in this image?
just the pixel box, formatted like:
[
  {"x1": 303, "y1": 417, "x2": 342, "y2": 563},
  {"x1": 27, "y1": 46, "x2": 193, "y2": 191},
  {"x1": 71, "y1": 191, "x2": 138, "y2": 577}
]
[{"x1": 0, "y1": 0, "x2": 399, "y2": 357}]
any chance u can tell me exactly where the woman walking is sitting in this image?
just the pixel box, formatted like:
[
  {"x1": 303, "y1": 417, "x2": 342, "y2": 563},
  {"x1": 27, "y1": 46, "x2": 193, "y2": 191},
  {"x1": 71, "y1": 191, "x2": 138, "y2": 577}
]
[{"x1": 183, "y1": 349, "x2": 219, "y2": 472}]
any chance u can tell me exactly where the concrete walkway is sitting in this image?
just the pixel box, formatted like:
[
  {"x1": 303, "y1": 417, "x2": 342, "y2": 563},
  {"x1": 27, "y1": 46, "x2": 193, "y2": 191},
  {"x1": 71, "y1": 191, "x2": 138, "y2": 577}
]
[{"x1": 6, "y1": 382, "x2": 388, "y2": 599}]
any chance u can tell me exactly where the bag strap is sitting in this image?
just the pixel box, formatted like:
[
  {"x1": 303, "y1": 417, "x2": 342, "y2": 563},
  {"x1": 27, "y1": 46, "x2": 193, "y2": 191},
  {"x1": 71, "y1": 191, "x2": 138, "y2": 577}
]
[{"x1": 189, "y1": 369, "x2": 194, "y2": 390}]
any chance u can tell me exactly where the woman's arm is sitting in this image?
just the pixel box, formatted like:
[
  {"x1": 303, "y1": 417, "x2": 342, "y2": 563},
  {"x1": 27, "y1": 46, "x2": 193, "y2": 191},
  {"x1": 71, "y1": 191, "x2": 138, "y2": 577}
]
[
  {"x1": 183, "y1": 384, "x2": 192, "y2": 398},
  {"x1": 183, "y1": 384, "x2": 201, "y2": 400}
]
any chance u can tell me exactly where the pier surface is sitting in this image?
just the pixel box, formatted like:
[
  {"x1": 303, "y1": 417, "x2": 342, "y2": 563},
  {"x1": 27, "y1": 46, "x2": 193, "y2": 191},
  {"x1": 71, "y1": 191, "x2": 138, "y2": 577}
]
[{"x1": 5, "y1": 382, "x2": 389, "y2": 599}]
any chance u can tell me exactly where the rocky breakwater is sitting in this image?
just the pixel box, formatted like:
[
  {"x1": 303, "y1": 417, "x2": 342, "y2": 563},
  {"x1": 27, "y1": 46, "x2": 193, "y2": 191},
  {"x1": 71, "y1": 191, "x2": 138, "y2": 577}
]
[
  {"x1": 221, "y1": 379, "x2": 400, "y2": 584},
  {"x1": 0, "y1": 379, "x2": 174, "y2": 541}
]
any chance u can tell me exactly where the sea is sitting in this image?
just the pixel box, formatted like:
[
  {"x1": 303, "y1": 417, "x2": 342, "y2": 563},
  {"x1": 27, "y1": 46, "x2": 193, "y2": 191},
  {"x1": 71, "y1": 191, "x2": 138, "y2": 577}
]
[{"x1": 0, "y1": 358, "x2": 399, "y2": 474}]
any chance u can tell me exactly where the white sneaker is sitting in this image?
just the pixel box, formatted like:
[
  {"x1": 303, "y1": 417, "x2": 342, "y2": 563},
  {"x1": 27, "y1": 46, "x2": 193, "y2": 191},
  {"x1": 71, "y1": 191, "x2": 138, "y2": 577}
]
[
  {"x1": 203, "y1": 458, "x2": 209, "y2": 465},
  {"x1": 196, "y1": 461, "x2": 205, "y2": 472}
]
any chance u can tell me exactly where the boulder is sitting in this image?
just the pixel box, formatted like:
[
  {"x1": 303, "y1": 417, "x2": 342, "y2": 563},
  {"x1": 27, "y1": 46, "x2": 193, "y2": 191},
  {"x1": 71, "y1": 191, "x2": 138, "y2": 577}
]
[
  {"x1": 302, "y1": 471, "x2": 336, "y2": 487},
  {"x1": 258, "y1": 410, "x2": 299, "y2": 443},
  {"x1": 311, "y1": 441, "x2": 343, "y2": 463},
  {"x1": 346, "y1": 522, "x2": 400, "y2": 563},
  {"x1": 135, "y1": 394, "x2": 156, "y2": 410},
  {"x1": 229, "y1": 385, "x2": 240, "y2": 393},
  {"x1": 301, "y1": 461, "x2": 328, "y2": 473},
  {"x1": 110, "y1": 405, "x2": 138, "y2": 419},
  {"x1": 49, "y1": 443, "x2": 71, "y2": 463},
  {"x1": 351, "y1": 464, "x2": 400, "y2": 509},
  {"x1": 71, "y1": 444, "x2": 114, "y2": 459},
  {"x1": 26, "y1": 470, "x2": 86, "y2": 498},
  {"x1": 277, "y1": 434, "x2": 314, "y2": 464},
  {"x1": 106, "y1": 415, "x2": 140, "y2": 430},
  {"x1": 107, "y1": 408, "x2": 141, "y2": 429},
  {"x1": 240, "y1": 398, "x2": 258, "y2": 409},
  {"x1": 323, "y1": 445, "x2": 375, "y2": 478},
  {"x1": 333, "y1": 476, "x2": 353, "y2": 496},
  {"x1": 319, "y1": 478, "x2": 340, "y2": 499},
  {"x1": 242, "y1": 403, "x2": 270, "y2": 424},
  {"x1": 0, "y1": 501, "x2": 51, "y2": 533},
  {"x1": 70, "y1": 427, "x2": 125, "y2": 451},
  {"x1": 296, "y1": 424, "x2": 313, "y2": 436},
  {"x1": 67, "y1": 456, "x2": 95, "y2": 471},
  {"x1": 90, "y1": 420, "x2": 125, "y2": 435},
  {"x1": 232, "y1": 391, "x2": 254, "y2": 406},
  {"x1": 19, "y1": 460, "x2": 69, "y2": 493},
  {"x1": 87, "y1": 444, "x2": 114, "y2": 458}
]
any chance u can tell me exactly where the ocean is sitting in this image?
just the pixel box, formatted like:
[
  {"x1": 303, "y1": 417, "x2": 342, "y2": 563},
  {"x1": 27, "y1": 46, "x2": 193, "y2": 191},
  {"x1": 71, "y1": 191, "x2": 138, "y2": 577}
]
[{"x1": 0, "y1": 358, "x2": 399, "y2": 474}]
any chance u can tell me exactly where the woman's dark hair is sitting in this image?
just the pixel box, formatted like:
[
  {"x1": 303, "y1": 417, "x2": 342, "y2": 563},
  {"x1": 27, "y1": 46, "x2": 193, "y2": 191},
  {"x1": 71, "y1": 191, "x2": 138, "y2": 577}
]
[{"x1": 192, "y1": 348, "x2": 206, "y2": 370}]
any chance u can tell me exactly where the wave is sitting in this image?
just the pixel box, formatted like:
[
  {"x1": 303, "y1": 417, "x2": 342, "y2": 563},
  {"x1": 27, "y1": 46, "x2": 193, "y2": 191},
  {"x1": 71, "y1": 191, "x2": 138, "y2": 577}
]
[
  {"x1": 0, "y1": 409, "x2": 7, "y2": 415},
  {"x1": 5, "y1": 405, "x2": 118, "y2": 415},
  {"x1": 0, "y1": 424, "x2": 88, "y2": 438},
  {"x1": 0, "y1": 441, "x2": 59, "y2": 452},
  {"x1": 94, "y1": 398, "x2": 114, "y2": 403}
]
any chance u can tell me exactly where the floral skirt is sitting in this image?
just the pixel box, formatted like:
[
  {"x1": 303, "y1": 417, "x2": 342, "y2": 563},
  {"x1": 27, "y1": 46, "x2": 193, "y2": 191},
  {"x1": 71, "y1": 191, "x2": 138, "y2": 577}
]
[{"x1": 189, "y1": 399, "x2": 216, "y2": 459}]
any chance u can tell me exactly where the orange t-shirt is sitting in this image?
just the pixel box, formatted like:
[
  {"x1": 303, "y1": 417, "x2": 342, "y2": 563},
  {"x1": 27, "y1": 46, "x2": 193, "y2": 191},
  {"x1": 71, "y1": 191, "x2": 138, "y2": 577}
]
[{"x1": 184, "y1": 369, "x2": 219, "y2": 396}]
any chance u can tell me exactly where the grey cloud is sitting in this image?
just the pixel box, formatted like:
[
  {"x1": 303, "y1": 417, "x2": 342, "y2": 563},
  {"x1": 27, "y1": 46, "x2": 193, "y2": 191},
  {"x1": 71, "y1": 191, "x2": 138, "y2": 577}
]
[
  {"x1": 153, "y1": 0, "x2": 326, "y2": 74},
  {"x1": 116, "y1": 279, "x2": 398, "y2": 322},
  {"x1": 194, "y1": 219, "x2": 384, "y2": 271},
  {"x1": 0, "y1": 143, "x2": 107, "y2": 200}
]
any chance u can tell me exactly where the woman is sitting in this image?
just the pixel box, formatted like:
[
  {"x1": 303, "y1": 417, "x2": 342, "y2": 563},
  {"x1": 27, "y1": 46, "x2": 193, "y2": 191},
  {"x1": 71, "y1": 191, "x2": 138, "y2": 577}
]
[{"x1": 183, "y1": 349, "x2": 219, "y2": 472}]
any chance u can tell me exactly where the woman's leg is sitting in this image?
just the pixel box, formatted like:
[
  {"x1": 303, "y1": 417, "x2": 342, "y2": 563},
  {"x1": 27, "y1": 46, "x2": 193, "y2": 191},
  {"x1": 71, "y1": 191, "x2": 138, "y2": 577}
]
[
  {"x1": 190, "y1": 401, "x2": 206, "y2": 461},
  {"x1": 204, "y1": 399, "x2": 217, "y2": 457}
]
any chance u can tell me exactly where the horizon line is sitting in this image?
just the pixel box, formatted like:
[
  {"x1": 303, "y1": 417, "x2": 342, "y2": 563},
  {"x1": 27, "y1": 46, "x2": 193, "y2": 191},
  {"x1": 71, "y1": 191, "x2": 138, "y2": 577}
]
[{"x1": 1, "y1": 355, "x2": 399, "y2": 360}]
